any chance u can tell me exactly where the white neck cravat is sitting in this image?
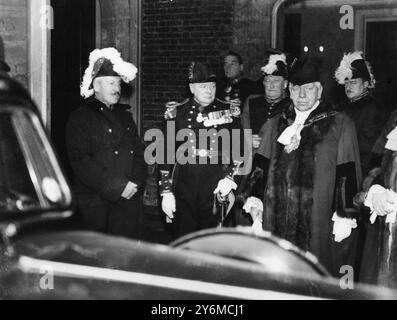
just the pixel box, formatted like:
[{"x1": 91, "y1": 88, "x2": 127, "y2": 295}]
[{"x1": 277, "y1": 101, "x2": 320, "y2": 152}]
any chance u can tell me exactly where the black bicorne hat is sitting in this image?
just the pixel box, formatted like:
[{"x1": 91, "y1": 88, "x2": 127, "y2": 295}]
[
  {"x1": 188, "y1": 61, "x2": 216, "y2": 83},
  {"x1": 334, "y1": 51, "x2": 375, "y2": 88},
  {"x1": 261, "y1": 48, "x2": 289, "y2": 79}
]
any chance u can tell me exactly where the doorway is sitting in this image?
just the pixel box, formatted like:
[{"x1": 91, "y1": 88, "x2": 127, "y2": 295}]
[
  {"x1": 366, "y1": 20, "x2": 397, "y2": 115},
  {"x1": 50, "y1": 0, "x2": 96, "y2": 180}
]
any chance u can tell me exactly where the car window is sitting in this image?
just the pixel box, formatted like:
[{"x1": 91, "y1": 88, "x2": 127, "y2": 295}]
[
  {"x1": 0, "y1": 108, "x2": 71, "y2": 214},
  {"x1": 0, "y1": 113, "x2": 40, "y2": 212}
]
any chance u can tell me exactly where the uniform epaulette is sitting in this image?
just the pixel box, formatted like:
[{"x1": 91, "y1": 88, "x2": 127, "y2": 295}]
[
  {"x1": 164, "y1": 98, "x2": 190, "y2": 120},
  {"x1": 215, "y1": 98, "x2": 232, "y2": 105}
]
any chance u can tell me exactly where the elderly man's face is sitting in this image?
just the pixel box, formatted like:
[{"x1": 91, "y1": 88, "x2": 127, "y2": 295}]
[
  {"x1": 289, "y1": 82, "x2": 322, "y2": 111},
  {"x1": 263, "y1": 75, "x2": 287, "y2": 100},
  {"x1": 189, "y1": 82, "x2": 216, "y2": 106},
  {"x1": 344, "y1": 78, "x2": 368, "y2": 100},
  {"x1": 224, "y1": 55, "x2": 243, "y2": 79},
  {"x1": 93, "y1": 76, "x2": 121, "y2": 106}
]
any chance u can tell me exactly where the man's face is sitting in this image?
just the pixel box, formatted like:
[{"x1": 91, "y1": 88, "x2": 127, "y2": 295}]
[
  {"x1": 93, "y1": 76, "x2": 121, "y2": 106},
  {"x1": 263, "y1": 75, "x2": 287, "y2": 100},
  {"x1": 289, "y1": 82, "x2": 323, "y2": 111},
  {"x1": 223, "y1": 55, "x2": 243, "y2": 79},
  {"x1": 189, "y1": 82, "x2": 216, "y2": 106},
  {"x1": 344, "y1": 78, "x2": 368, "y2": 100}
]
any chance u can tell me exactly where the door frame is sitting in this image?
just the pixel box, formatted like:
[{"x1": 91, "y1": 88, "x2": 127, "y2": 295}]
[
  {"x1": 29, "y1": 0, "x2": 142, "y2": 132},
  {"x1": 95, "y1": 0, "x2": 142, "y2": 131},
  {"x1": 355, "y1": 7, "x2": 397, "y2": 54},
  {"x1": 29, "y1": 0, "x2": 51, "y2": 130}
]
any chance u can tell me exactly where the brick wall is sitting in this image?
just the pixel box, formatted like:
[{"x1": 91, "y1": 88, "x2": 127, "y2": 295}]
[
  {"x1": 0, "y1": 0, "x2": 28, "y2": 86},
  {"x1": 141, "y1": 0, "x2": 235, "y2": 132}
]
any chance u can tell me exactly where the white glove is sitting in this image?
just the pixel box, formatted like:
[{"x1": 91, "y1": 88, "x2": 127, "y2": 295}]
[
  {"x1": 332, "y1": 212, "x2": 357, "y2": 243},
  {"x1": 213, "y1": 177, "x2": 237, "y2": 197},
  {"x1": 121, "y1": 181, "x2": 138, "y2": 199},
  {"x1": 161, "y1": 193, "x2": 176, "y2": 220},
  {"x1": 243, "y1": 196, "x2": 263, "y2": 217},
  {"x1": 243, "y1": 197, "x2": 264, "y2": 234},
  {"x1": 252, "y1": 217, "x2": 263, "y2": 234},
  {"x1": 364, "y1": 185, "x2": 397, "y2": 224},
  {"x1": 252, "y1": 135, "x2": 262, "y2": 149}
]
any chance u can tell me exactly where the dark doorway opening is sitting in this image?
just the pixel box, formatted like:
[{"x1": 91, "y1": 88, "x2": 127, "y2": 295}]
[
  {"x1": 50, "y1": 0, "x2": 96, "y2": 181},
  {"x1": 366, "y1": 20, "x2": 397, "y2": 115}
]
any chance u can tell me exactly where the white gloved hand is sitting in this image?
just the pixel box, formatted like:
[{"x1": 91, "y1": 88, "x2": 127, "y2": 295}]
[
  {"x1": 252, "y1": 217, "x2": 263, "y2": 234},
  {"x1": 213, "y1": 177, "x2": 237, "y2": 197},
  {"x1": 121, "y1": 181, "x2": 138, "y2": 199},
  {"x1": 332, "y1": 212, "x2": 357, "y2": 243},
  {"x1": 364, "y1": 185, "x2": 397, "y2": 223},
  {"x1": 252, "y1": 135, "x2": 262, "y2": 149},
  {"x1": 161, "y1": 193, "x2": 176, "y2": 220},
  {"x1": 243, "y1": 196, "x2": 263, "y2": 218}
]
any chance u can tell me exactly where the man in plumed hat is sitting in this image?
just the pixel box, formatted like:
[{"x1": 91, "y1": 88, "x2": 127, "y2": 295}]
[
  {"x1": 242, "y1": 48, "x2": 292, "y2": 150},
  {"x1": 159, "y1": 61, "x2": 244, "y2": 238},
  {"x1": 334, "y1": 51, "x2": 386, "y2": 177},
  {"x1": 238, "y1": 58, "x2": 362, "y2": 276},
  {"x1": 65, "y1": 47, "x2": 147, "y2": 239}
]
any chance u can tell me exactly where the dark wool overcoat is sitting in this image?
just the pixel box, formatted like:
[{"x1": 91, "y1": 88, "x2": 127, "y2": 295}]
[
  {"x1": 66, "y1": 98, "x2": 147, "y2": 239},
  {"x1": 341, "y1": 94, "x2": 386, "y2": 176}
]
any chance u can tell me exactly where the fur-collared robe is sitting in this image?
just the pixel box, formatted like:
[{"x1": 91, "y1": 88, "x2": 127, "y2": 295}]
[
  {"x1": 360, "y1": 111, "x2": 397, "y2": 288},
  {"x1": 256, "y1": 101, "x2": 362, "y2": 275}
]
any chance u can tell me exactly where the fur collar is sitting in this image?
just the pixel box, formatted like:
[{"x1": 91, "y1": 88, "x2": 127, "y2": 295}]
[{"x1": 264, "y1": 100, "x2": 337, "y2": 251}]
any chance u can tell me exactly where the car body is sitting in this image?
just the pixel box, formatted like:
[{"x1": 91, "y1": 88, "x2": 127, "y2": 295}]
[{"x1": 0, "y1": 75, "x2": 396, "y2": 300}]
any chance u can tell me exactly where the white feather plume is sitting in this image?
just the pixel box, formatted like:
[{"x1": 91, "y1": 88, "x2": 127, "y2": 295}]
[
  {"x1": 334, "y1": 51, "x2": 366, "y2": 84},
  {"x1": 261, "y1": 54, "x2": 287, "y2": 75},
  {"x1": 80, "y1": 47, "x2": 138, "y2": 98}
]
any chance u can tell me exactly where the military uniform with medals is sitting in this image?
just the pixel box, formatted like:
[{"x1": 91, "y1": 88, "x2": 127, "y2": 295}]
[{"x1": 159, "y1": 62, "x2": 243, "y2": 238}]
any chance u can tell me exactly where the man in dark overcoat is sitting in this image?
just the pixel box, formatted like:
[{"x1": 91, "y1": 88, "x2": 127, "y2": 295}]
[
  {"x1": 241, "y1": 49, "x2": 291, "y2": 139},
  {"x1": 66, "y1": 47, "x2": 147, "y2": 239},
  {"x1": 334, "y1": 51, "x2": 387, "y2": 176}
]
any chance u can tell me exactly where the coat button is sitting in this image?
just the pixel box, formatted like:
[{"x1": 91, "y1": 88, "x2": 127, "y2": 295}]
[
  {"x1": 127, "y1": 127, "x2": 130, "y2": 131},
  {"x1": 114, "y1": 151, "x2": 119, "y2": 155},
  {"x1": 190, "y1": 111, "x2": 194, "y2": 114},
  {"x1": 188, "y1": 125, "x2": 192, "y2": 128},
  {"x1": 108, "y1": 129, "x2": 112, "y2": 133},
  {"x1": 100, "y1": 107, "x2": 104, "y2": 111},
  {"x1": 130, "y1": 150, "x2": 134, "y2": 155}
]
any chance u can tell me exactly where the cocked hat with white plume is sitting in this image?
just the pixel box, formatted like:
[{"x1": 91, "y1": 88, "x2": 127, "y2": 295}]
[
  {"x1": 334, "y1": 51, "x2": 375, "y2": 88},
  {"x1": 80, "y1": 47, "x2": 138, "y2": 98},
  {"x1": 260, "y1": 48, "x2": 288, "y2": 78}
]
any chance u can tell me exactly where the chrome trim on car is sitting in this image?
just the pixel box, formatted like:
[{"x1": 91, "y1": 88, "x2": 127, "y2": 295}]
[{"x1": 18, "y1": 256, "x2": 324, "y2": 300}]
